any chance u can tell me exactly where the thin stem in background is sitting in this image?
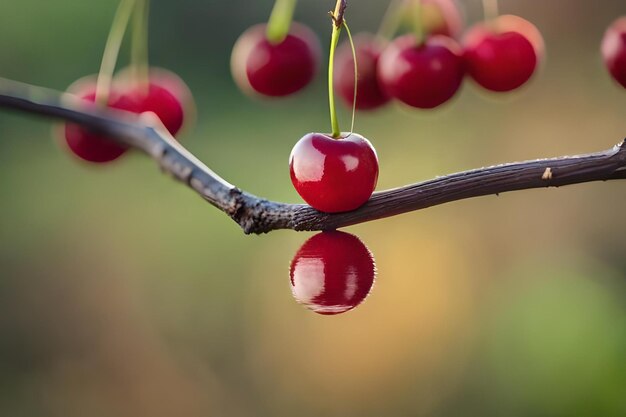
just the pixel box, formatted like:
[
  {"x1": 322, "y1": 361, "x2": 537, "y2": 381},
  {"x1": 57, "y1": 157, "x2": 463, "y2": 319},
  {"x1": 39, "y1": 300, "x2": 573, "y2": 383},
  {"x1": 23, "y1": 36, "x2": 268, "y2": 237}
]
[{"x1": 96, "y1": 0, "x2": 137, "y2": 105}]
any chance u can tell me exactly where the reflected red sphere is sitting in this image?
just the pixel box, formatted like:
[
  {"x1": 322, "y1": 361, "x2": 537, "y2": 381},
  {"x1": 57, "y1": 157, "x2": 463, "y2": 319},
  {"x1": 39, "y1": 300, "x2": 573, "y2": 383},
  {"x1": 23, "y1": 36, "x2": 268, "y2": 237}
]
[
  {"x1": 378, "y1": 34, "x2": 465, "y2": 109},
  {"x1": 290, "y1": 231, "x2": 376, "y2": 315},
  {"x1": 602, "y1": 17, "x2": 626, "y2": 88},
  {"x1": 289, "y1": 132, "x2": 379, "y2": 213},
  {"x1": 334, "y1": 34, "x2": 390, "y2": 111},
  {"x1": 231, "y1": 23, "x2": 321, "y2": 97}
]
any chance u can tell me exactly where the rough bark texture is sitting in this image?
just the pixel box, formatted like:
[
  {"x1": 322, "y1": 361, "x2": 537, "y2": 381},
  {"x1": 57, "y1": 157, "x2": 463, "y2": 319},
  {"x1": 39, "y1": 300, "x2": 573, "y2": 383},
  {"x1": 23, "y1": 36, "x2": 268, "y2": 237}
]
[{"x1": 1, "y1": 77, "x2": 625, "y2": 234}]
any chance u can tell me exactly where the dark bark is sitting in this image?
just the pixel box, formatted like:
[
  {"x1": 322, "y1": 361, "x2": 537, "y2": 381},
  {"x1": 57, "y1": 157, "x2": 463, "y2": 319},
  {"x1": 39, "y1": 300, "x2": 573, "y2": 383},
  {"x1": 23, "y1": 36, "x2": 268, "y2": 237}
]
[{"x1": 0, "y1": 77, "x2": 624, "y2": 234}]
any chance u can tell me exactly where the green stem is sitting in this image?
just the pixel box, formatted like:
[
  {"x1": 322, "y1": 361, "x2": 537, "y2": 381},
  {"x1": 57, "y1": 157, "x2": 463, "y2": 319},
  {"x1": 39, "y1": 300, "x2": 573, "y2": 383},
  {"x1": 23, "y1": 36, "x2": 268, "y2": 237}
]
[
  {"x1": 131, "y1": 0, "x2": 150, "y2": 92},
  {"x1": 411, "y1": 0, "x2": 424, "y2": 45},
  {"x1": 482, "y1": 0, "x2": 499, "y2": 23},
  {"x1": 343, "y1": 20, "x2": 357, "y2": 135},
  {"x1": 328, "y1": 1, "x2": 344, "y2": 139},
  {"x1": 266, "y1": 0, "x2": 297, "y2": 43},
  {"x1": 376, "y1": 0, "x2": 406, "y2": 41},
  {"x1": 96, "y1": 0, "x2": 137, "y2": 105}
]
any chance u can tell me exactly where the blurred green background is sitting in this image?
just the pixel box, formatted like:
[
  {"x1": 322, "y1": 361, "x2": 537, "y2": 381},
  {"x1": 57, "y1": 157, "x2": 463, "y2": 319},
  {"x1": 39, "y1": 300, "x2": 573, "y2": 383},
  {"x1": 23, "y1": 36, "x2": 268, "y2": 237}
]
[{"x1": 1, "y1": 0, "x2": 625, "y2": 416}]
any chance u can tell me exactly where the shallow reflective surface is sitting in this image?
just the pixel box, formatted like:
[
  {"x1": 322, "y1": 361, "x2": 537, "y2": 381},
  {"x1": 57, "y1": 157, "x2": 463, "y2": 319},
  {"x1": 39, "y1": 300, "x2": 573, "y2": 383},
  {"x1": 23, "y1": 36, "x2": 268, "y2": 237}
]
[{"x1": 289, "y1": 231, "x2": 376, "y2": 315}]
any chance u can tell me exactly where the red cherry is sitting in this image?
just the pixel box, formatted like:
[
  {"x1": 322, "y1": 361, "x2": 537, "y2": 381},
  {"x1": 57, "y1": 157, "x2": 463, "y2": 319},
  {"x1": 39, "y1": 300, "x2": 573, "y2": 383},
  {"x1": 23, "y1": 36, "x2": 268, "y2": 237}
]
[
  {"x1": 422, "y1": 0, "x2": 464, "y2": 38},
  {"x1": 231, "y1": 23, "x2": 321, "y2": 97},
  {"x1": 463, "y1": 15, "x2": 543, "y2": 92},
  {"x1": 289, "y1": 132, "x2": 379, "y2": 213},
  {"x1": 602, "y1": 17, "x2": 626, "y2": 89},
  {"x1": 377, "y1": 34, "x2": 465, "y2": 109},
  {"x1": 63, "y1": 77, "x2": 132, "y2": 163},
  {"x1": 116, "y1": 67, "x2": 195, "y2": 135},
  {"x1": 119, "y1": 83, "x2": 185, "y2": 135},
  {"x1": 290, "y1": 231, "x2": 376, "y2": 315},
  {"x1": 334, "y1": 34, "x2": 391, "y2": 111}
]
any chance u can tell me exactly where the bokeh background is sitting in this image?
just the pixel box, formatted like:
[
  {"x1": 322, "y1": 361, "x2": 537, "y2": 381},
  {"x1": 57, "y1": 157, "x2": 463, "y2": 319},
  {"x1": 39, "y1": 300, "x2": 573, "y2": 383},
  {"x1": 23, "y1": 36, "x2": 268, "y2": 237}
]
[{"x1": 1, "y1": 0, "x2": 626, "y2": 416}]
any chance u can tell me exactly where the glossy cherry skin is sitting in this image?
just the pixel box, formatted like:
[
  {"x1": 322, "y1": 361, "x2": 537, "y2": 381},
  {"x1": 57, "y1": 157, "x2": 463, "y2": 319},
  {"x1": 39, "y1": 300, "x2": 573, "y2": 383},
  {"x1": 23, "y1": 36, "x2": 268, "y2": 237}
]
[
  {"x1": 463, "y1": 15, "x2": 543, "y2": 92},
  {"x1": 231, "y1": 23, "x2": 321, "y2": 97},
  {"x1": 289, "y1": 132, "x2": 379, "y2": 213},
  {"x1": 115, "y1": 67, "x2": 195, "y2": 135},
  {"x1": 64, "y1": 77, "x2": 132, "y2": 163},
  {"x1": 377, "y1": 34, "x2": 465, "y2": 109},
  {"x1": 290, "y1": 231, "x2": 376, "y2": 315},
  {"x1": 602, "y1": 17, "x2": 626, "y2": 89},
  {"x1": 422, "y1": 0, "x2": 464, "y2": 38},
  {"x1": 334, "y1": 34, "x2": 390, "y2": 111}
]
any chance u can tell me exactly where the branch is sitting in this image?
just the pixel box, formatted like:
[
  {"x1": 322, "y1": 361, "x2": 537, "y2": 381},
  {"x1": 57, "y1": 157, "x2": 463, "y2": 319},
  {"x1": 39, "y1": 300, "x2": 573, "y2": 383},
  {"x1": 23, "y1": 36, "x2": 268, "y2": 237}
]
[{"x1": 0, "y1": 77, "x2": 625, "y2": 234}]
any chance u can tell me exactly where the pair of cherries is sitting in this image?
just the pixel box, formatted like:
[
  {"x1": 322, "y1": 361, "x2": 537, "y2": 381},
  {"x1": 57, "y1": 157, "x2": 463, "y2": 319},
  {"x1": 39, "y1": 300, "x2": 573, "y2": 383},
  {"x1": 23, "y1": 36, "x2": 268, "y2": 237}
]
[
  {"x1": 64, "y1": 68, "x2": 193, "y2": 163},
  {"x1": 336, "y1": 14, "x2": 543, "y2": 111}
]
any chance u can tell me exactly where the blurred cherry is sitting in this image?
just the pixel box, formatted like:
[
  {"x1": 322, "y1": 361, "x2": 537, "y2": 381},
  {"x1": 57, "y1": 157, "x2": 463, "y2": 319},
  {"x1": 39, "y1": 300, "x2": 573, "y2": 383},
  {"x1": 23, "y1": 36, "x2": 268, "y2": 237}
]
[
  {"x1": 63, "y1": 76, "x2": 132, "y2": 163},
  {"x1": 115, "y1": 67, "x2": 195, "y2": 135},
  {"x1": 602, "y1": 17, "x2": 626, "y2": 89},
  {"x1": 230, "y1": 22, "x2": 322, "y2": 97},
  {"x1": 378, "y1": 34, "x2": 465, "y2": 109},
  {"x1": 290, "y1": 231, "x2": 376, "y2": 315},
  {"x1": 463, "y1": 15, "x2": 544, "y2": 92}
]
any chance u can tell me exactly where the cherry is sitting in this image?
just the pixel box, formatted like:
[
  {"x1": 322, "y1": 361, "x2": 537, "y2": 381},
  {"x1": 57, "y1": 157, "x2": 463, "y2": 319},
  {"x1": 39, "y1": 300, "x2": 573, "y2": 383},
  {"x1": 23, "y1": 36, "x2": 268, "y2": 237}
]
[
  {"x1": 422, "y1": 0, "x2": 464, "y2": 38},
  {"x1": 463, "y1": 15, "x2": 543, "y2": 92},
  {"x1": 63, "y1": 77, "x2": 133, "y2": 163},
  {"x1": 289, "y1": 132, "x2": 379, "y2": 213},
  {"x1": 602, "y1": 17, "x2": 626, "y2": 89},
  {"x1": 377, "y1": 34, "x2": 465, "y2": 109},
  {"x1": 290, "y1": 231, "x2": 376, "y2": 315},
  {"x1": 334, "y1": 34, "x2": 390, "y2": 111},
  {"x1": 115, "y1": 67, "x2": 194, "y2": 136},
  {"x1": 231, "y1": 22, "x2": 321, "y2": 97}
]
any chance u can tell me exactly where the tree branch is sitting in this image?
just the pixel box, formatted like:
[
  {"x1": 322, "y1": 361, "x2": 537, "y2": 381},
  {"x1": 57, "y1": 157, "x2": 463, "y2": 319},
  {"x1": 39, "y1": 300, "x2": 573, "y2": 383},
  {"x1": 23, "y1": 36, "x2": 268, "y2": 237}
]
[{"x1": 0, "y1": 77, "x2": 624, "y2": 234}]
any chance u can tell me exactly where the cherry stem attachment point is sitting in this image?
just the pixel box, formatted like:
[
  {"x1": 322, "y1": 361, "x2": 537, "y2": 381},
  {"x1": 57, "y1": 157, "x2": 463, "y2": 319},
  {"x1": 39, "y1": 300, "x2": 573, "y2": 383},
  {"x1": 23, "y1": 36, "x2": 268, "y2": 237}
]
[
  {"x1": 96, "y1": 0, "x2": 137, "y2": 106},
  {"x1": 266, "y1": 0, "x2": 297, "y2": 43},
  {"x1": 328, "y1": 0, "x2": 347, "y2": 139},
  {"x1": 131, "y1": 0, "x2": 150, "y2": 93},
  {"x1": 411, "y1": 0, "x2": 425, "y2": 45}
]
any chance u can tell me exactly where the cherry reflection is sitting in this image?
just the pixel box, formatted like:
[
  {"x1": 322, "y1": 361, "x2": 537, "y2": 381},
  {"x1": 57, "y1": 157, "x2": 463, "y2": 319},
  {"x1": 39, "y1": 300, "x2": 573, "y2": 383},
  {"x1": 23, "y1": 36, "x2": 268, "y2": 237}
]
[{"x1": 289, "y1": 231, "x2": 376, "y2": 315}]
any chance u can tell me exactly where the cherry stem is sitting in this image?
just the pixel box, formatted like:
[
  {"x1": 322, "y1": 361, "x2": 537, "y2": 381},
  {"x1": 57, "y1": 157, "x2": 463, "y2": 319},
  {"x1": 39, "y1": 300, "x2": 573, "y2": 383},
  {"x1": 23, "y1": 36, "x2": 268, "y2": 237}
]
[
  {"x1": 266, "y1": 0, "x2": 297, "y2": 43},
  {"x1": 96, "y1": 0, "x2": 137, "y2": 106},
  {"x1": 376, "y1": 0, "x2": 406, "y2": 41},
  {"x1": 482, "y1": 0, "x2": 499, "y2": 23},
  {"x1": 411, "y1": 0, "x2": 425, "y2": 45},
  {"x1": 131, "y1": 0, "x2": 150, "y2": 93},
  {"x1": 328, "y1": 0, "x2": 347, "y2": 139},
  {"x1": 343, "y1": 19, "x2": 357, "y2": 135}
]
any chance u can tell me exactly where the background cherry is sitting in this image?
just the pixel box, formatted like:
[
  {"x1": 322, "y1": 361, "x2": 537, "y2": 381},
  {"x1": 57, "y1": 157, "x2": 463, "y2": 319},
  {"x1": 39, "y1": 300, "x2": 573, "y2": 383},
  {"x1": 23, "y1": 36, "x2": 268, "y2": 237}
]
[
  {"x1": 602, "y1": 17, "x2": 626, "y2": 88},
  {"x1": 115, "y1": 67, "x2": 195, "y2": 136},
  {"x1": 289, "y1": 132, "x2": 379, "y2": 213},
  {"x1": 63, "y1": 77, "x2": 132, "y2": 163},
  {"x1": 377, "y1": 34, "x2": 465, "y2": 109},
  {"x1": 463, "y1": 15, "x2": 543, "y2": 92},
  {"x1": 290, "y1": 230, "x2": 376, "y2": 315},
  {"x1": 230, "y1": 22, "x2": 321, "y2": 97},
  {"x1": 334, "y1": 33, "x2": 390, "y2": 111}
]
